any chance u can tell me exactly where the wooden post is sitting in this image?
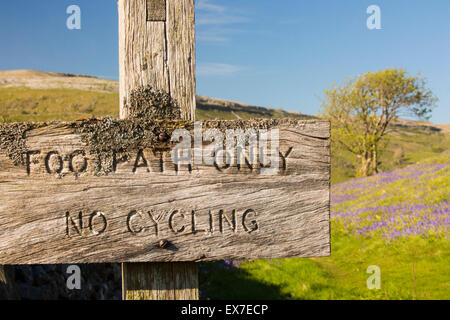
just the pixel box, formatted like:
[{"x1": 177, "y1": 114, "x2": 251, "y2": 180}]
[
  {"x1": 118, "y1": 0, "x2": 196, "y2": 121},
  {"x1": 118, "y1": 0, "x2": 198, "y2": 300},
  {"x1": 122, "y1": 263, "x2": 198, "y2": 300},
  {"x1": 0, "y1": 265, "x2": 19, "y2": 300}
]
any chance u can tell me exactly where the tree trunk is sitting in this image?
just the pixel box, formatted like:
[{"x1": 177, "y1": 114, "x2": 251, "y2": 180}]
[
  {"x1": 358, "y1": 143, "x2": 382, "y2": 177},
  {"x1": 371, "y1": 145, "x2": 379, "y2": 174},
  {"x1": 358, "y1": 153, "x2": 372, "y2": 177}
]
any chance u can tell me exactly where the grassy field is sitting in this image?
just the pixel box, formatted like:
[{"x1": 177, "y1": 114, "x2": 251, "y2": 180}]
[
  {"x1": 201, "y1": 153, "x2": 450, "y2": 300},
  {"x1": 0, "y1": 87, "x2": 120, "y2": 122},
  {"x1": 1, "y1": 71, "x2": 449, "y2": 300},
  {"x1": 0, "y1": 86, "x2": 311, "y2": 122}
]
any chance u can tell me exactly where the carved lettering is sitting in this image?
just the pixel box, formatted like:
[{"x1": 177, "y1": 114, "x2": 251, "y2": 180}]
[
  {"x1": 24, "y1": 146, "x2": 294, "y2": 176},
  {"x1": 169, "y1": 210, "x2": 186, "y2": 234},
  {"x1": 191, "y1": 210, "x2": 206, "y2": 235},
  {"x1": 133, "y1": 150, "x2": 150, "y2": 173},
  {"x1": 209, "y1": 211, "x2": 214, "y2": 234},
  {"x1": 150, "y1": 151, "x2": 164, "y2": 173},
  {"x1": 214, "y1": 150, "x2": 231, "y2": 172},
  {"x1": 127, "y1": 210, "x2": 145, "y2": 234},
  {"x1": 242, "y1": 209, "x2": 259, "y2": 233},
  {"x1": 26, "y1": 150, "x2": 40, "y2": 176},
  {"x1": 279, "y1": 147, "x2": 293, "y2": 171},
  {"x1": 219, "y1": 209, "x2": 237, "y2": 233},
  {"x1": 45, "y1": 151, "x2": 63, "y2": 174},
  {"x1": 66, "y1": 211, "x2": 83, "y2": 237},
  {"x1": 65, "y1": 208, "x2": 260, "y2": 238},
  {"x1": 69, "y1": 150, "x2": 88, "y2": 173},
  {"x1": 148, "y1": 210, "x2": 165, "y2": 236},
  {"x1": 89, "y1": 211, "x2": 107, "y2": 235}
]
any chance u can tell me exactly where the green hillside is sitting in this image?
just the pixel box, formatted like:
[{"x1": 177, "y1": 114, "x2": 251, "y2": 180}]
[
  {"x1": 332, "y1": 125, "x2": 450, "y2": 184},
  {"x1": 0, "y1": 87, "x2": 312, "y2": 122}
]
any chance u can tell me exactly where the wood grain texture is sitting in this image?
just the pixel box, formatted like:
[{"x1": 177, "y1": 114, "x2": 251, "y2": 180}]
[
  {"x1": 166, "y1": 0, "x2": 196, "y2": 121},
  {"x1": 122, "y1": 263, "x2": 198, "y2": 300},
  {"x1": 119, "y1": 0, "x2": 195, "y2": 120},
  {"x1": 119, "y1": 0, "x2": 169, "y2": 118},
  {"x1": 0, "y1": 119, "x2": 330, "y2": 265}
]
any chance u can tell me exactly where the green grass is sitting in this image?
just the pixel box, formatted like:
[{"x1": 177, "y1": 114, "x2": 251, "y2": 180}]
[
  {"x1": 0, "y1": 87, "x2": 120, "y2": 122},
  {"x1": 201, "y1": 153, "x2": 450, "y2": 300},
  {"x1": 201, "y1": 235, "x2": 449, "y2": 300}
]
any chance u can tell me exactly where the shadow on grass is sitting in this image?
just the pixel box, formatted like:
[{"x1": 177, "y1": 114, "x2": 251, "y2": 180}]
[{"x1": 199, "y1": 262, "x2": 291, "y2": 300}]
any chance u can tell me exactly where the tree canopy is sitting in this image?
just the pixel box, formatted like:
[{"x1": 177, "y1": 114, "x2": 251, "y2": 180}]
[{"x1": 322, "y1": 68, "x2": 437, "y2": 177}]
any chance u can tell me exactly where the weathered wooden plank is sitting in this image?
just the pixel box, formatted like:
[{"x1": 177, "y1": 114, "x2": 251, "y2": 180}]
[
  {"x1": 166, "y1": 0, "x2": 196, "y2": 121},
  {"x1": 119, "y1": 0, "x2": 170, "y2": 119},
  {"x1": 119, "y1": 0, "x2": 195, "y2": 121},
  {"x1": 0, "y1": 119, "x2": 331, "y2": 265}
]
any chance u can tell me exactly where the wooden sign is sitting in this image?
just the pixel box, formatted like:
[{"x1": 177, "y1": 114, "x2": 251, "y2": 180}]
[{"x1": 0, "y1": 119, "x2": 330, "y2": 265}]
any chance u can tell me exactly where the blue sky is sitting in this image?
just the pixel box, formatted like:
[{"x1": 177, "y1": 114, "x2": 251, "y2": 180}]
[{"x1": 0, "y1": 0, "x2": 449, "y2": 123}]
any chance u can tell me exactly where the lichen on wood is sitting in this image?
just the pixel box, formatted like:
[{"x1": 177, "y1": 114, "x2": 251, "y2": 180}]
[
  {"x1": 0, "y1": 122, "x2": 41, "y2": 165},
  {"x1": 74, "y1": 117, "x2": 159, "y2": 175},
  {"x1": 126, "y1": 85, "x2": 181, "y2": 121}
]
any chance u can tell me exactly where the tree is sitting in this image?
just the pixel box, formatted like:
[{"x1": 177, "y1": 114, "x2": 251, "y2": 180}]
[{"x1": 322, "y1": 68, "x2": 437, "y2": 177}]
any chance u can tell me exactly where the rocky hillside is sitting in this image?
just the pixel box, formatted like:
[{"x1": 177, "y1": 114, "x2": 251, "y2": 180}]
[
  {"x1": 0, "y1": 70, "x2": 118, "y2": 93},
  {"x1": 0, "y1": 70, "x2": 313, "y2": 122}
]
